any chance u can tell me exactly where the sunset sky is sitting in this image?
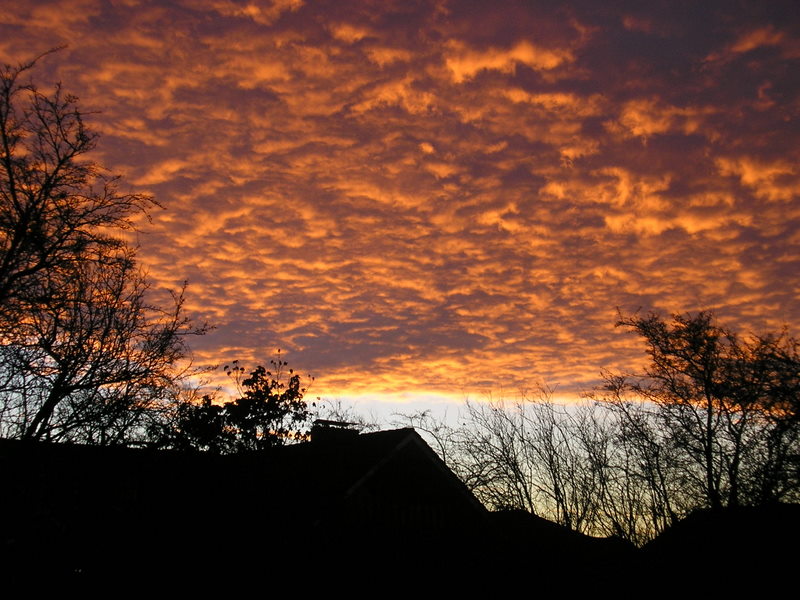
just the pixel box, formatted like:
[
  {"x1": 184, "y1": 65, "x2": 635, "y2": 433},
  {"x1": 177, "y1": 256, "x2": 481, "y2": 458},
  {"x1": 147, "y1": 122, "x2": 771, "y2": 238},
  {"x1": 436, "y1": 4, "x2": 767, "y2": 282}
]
[{"x1": 2, "y1": 1, "x2": 798, "y2": 417}]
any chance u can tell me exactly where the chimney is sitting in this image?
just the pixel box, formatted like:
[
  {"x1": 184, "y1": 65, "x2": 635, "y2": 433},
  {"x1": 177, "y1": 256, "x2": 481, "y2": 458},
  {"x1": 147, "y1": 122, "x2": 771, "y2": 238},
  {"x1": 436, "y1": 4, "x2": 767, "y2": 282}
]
[{"x1": 310, "y1": 419, "x2": 360, "y2": 443}]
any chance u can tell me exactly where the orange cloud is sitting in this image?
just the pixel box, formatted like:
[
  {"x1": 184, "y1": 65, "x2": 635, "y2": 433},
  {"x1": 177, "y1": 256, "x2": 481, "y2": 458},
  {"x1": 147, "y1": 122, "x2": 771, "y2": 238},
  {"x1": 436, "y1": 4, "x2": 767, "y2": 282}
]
[
  {"x1": 716, "y1": 157, "x2": 798, "y2": 201},
  {"x1": 2, "y1": 1, "x2": 796, "y2": 408},
  {"x1": 445, "y1": 40, "x2": 574, "y2": 82},
  {"x1": 730, "y1": 26, "x2": 786, "y2": 54}
]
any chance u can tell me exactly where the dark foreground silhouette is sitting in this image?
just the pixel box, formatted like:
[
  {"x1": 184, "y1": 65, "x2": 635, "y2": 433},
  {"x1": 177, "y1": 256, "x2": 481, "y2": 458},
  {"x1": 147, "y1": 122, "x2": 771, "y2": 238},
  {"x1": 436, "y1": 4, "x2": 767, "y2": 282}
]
[{"x1": 2, "y1": 430, "x2": 797, "y2": 592}]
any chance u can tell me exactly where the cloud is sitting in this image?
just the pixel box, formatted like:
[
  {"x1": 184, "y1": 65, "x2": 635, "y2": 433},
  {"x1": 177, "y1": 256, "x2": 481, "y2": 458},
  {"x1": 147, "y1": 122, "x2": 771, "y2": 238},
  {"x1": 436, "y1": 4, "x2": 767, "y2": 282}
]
[
  {"x1": 3, "y1": 0, "x2": 798, "y2": 405},
  {"x1": 715, "y1": 156, "x2": 798, "y2": 202},
  {"x1": 190, "y1": 0, "x2": 304, "y2": 25},
  {"x1": 445, "y1": 39, "x2": 574, "y2": 82}
]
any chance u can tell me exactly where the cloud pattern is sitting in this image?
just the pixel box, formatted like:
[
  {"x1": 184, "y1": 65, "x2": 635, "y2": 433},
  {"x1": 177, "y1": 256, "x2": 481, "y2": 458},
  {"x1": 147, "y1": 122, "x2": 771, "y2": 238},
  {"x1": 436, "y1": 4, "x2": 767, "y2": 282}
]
[{"x1": 1, "y1": 0, "x2": 798, "y2": 407}]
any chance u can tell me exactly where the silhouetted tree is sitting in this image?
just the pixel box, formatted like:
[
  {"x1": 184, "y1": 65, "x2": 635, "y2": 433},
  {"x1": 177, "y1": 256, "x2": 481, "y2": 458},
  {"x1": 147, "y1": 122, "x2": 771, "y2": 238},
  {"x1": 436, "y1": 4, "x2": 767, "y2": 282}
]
[
  {"x1": 0, "y1": 52, "x2": 203, "y2": 443},
  {"x1": 399, "y1": 390, "x2": 612, "y2": 536},
  {"x1": 0, "y1": 50, "x2": 153, "y2": 331},
  {"x1": 608, "y1": 311, "x2": 800, "y2": 510},
  {"x1": 0, "y1": 250, "x2": 200, "y2": 443},
  {"x1": 403, "y1": 311, "x2": 800, "y2": 545},
  {"x1": 224, "y1": 357, "x2": 313, "y2": 451},
  {"x1": 161, "y1": 355, "x2": 314, "y2": 453},
  {"x1": 592, "y1": 378, "x2": 689, "y2": 541},
  {"x1": 160, "y1": 393, "x2": 233, "y2": 453}
]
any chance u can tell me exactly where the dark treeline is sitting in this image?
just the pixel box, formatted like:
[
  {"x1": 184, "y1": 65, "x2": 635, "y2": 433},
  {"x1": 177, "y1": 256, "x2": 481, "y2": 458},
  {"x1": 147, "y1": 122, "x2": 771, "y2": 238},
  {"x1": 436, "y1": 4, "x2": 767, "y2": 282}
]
[
  {"x1": 2, "y1": 53, "x2": 799, "y2": 551},
  {"x1": 403, "y1": 311, "x2": 800, "y2": 544}
]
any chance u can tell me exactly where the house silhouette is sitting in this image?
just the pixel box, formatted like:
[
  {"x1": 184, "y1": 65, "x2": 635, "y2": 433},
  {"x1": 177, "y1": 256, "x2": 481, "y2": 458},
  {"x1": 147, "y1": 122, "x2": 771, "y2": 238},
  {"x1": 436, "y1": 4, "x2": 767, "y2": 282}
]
[{"x1": 2, "y1": 428, "x2": 490, "y2": 586}]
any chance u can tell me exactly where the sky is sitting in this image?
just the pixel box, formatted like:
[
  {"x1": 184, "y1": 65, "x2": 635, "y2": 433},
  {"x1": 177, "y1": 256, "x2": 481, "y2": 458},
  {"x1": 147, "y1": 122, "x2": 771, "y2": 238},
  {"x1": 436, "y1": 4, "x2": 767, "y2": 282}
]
[{"x1": 1, "y1": 0, "x2": 798, "y2": 418}]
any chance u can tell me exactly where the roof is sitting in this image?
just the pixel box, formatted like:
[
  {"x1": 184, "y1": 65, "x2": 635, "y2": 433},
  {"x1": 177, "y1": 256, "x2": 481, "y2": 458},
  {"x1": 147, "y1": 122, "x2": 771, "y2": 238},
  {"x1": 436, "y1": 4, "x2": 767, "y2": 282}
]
[
  {"x1": 243, "y1": 427, "x2": 486, "y2": 516},
  {"x1": 1, "y1": 428, "x2": 489, "y2": 583}
]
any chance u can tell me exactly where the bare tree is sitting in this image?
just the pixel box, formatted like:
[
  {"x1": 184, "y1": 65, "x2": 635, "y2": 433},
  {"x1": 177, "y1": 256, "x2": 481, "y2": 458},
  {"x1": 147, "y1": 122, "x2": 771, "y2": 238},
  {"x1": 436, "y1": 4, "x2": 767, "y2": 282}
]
[
  {"x1": 0, "y1": 243, "x2": 202, "y2": 444},
  {"x1": 395, "y1": 313, "x2": 799, "y2": 545},
  {"x1": 401, "y1": 390, "x2": 612, "y2": 536},
  {"x1": 610, "y1": 311, "x2": 800, "y2": 510},
  {"x1": 0, "y1": 52, "x2": 203, "y2": 444},
  {"x1": 589, "y1": 377, "x2": 690, "y2": 543},
  {"x1": 0, "y1": 51, "x2": 154, "y2": 328}
]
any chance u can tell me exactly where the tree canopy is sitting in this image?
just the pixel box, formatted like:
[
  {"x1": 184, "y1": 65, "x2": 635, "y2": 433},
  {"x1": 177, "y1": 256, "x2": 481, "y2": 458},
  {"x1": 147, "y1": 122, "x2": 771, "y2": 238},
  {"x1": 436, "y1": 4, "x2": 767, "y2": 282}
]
[{"x1": 159, "y1": 356, "x2": 314, "y2": 453}]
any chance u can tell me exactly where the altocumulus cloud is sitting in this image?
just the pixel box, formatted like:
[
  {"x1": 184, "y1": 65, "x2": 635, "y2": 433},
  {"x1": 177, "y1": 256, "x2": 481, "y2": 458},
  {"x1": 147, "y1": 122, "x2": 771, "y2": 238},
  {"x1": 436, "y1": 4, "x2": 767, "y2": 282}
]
[{"x1": 1, "y1": 0, "x2": 798, "y2": 404}]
